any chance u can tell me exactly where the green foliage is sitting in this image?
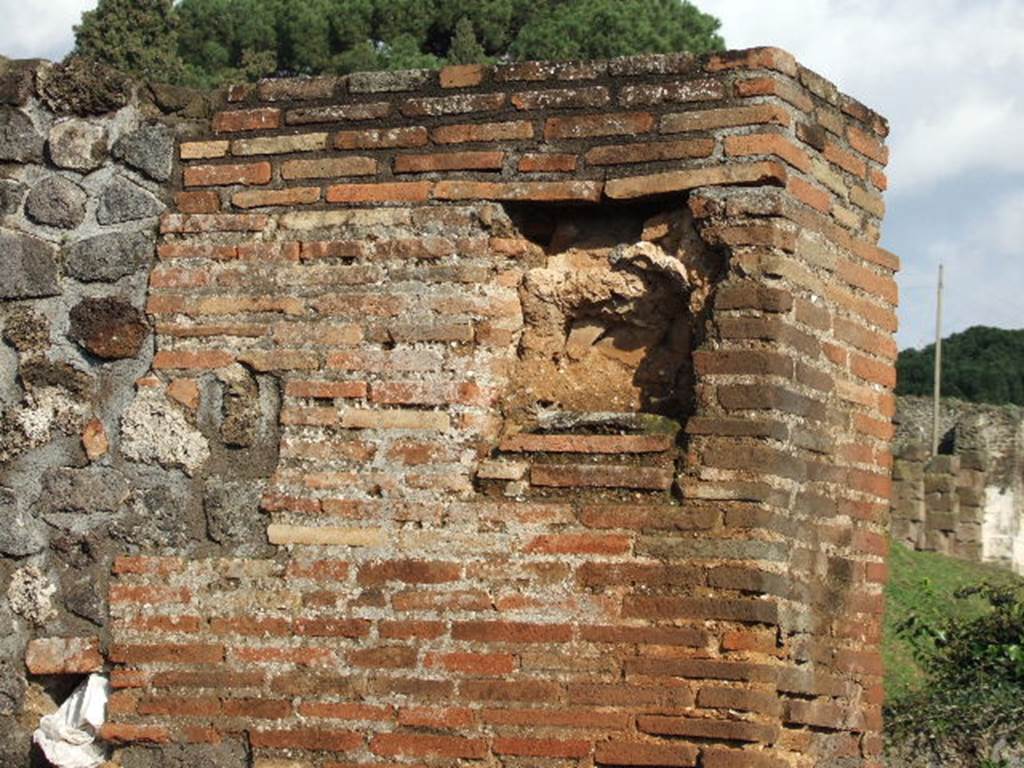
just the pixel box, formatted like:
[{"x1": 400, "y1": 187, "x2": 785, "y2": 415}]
[
  {"x1": 885, "y1": 548, "x2": 1024, "y2": 765},
  {"x1": 447, "y1": 18, "x2": 488, "y2": 65},
  {"x1": 883, "y1": 541, "x2": 1017, "y2": 700},
  {"x1": 73, "y1": 0, "x2": 185, "y2": 83},
  {"x1": 511, "y1": 0, "x2": 724, "y2": 61},
  {"x1": 72, "y1": 0, "x2": 724, "y2": 86},
  {"x1": 897, "y1": 325, "x2": 1024, "y2": 406}
]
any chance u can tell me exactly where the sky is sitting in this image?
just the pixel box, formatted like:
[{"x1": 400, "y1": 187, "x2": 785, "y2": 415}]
[{"x1": 1, "y1": 0, "x2": 1021, "y2": 349}]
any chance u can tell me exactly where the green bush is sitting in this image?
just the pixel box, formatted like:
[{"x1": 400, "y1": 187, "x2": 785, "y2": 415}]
[{"x1": 887, "y1": 582, "x2": 1024, "y2": 765}]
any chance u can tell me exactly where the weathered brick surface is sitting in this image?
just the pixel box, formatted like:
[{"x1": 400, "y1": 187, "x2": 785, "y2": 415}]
[{"x1": 0, "y1": 47, "x2": 893, "y2": 768}]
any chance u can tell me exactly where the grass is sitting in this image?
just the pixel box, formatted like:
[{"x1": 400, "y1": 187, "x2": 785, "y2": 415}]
[{"x1": 884, "y1": 541, "x2": 1022, "y2": 700}]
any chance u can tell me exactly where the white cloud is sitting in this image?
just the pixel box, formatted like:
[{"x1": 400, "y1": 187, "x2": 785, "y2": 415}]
[
  {"x1": 0, "y1": 0, "x2": 95, "y2": 61},
  {"x1": 897, "y1": 188, "x2": 1024, "y2": 348}
]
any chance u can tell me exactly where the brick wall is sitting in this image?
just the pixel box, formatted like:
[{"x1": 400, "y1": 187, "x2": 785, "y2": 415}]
[{"x1": 1, "y1": 47, "x2": 897, "y2": 767}]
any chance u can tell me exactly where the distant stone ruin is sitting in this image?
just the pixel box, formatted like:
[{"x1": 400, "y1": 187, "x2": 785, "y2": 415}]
[{"x1": 891, "y1": 396, "x2": 1024, "y2": 571}]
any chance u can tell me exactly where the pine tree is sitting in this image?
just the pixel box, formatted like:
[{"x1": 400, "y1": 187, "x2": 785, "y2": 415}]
[
  {"x1": 448, "y1": 18, "x2": 488, "y2": 65},
  {"x1": 73, "y1": 0, "x2": 184, "y2": 83}
]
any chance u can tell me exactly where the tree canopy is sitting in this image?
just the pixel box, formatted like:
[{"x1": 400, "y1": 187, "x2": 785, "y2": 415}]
[
  {"x1": 896, "y1": 326, "x2": 1024, "y2": 406},
  {"x1": 73, "y1": 0, "x2": 725, "y2": 87}
]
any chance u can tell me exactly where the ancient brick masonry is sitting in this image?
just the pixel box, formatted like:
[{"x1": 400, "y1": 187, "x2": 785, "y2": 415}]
[{"x1": 3, "y1": 48, "x2": 897, "y2": 767}]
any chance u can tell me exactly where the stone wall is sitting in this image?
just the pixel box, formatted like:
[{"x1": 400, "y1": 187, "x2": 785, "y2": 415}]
[
  {"x1": 0, "y1": 49, "x2": 896, "y2": 768},
  {"x1": 892, "y1": 396, "x2": 1024, "y2": 571}
]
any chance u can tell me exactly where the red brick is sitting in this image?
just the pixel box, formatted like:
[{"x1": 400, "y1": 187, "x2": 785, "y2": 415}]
[
  {"x1": 525, "y1": 533, "x2": 632, "y2": 555},
  {"x1": 335, "y1": 126, "x2": 429, "y2": 149},
  {"x1": 432, "y1": 120, "x2": 534, "y2": 144},
  {"x1": 605, "y1": 161, "x2": 787, "y2": 199},
  {"x1": 112, "y1": 556, "x2": 184, "y2": 575},
  {"x1": 637, "y1": 715, "x2": 776, "y2": 743},
  {"x1": 789, "y1": 175, "x2": 831, "y2": 212},
  {"x1": 595, "y1": 741, "x2": 698, "y2": 767},
  {"x1": 293, "y1": 618, "x2": 371, "y2": 638},
  {"x1": 500, "y1": 433, "x2": 673, "y2": 453},
  {"x1": 512, "y1": 86, "x2": 609, "y2": 110},
  {"x1": 394, "y1": 151, "x2": 505, "y2": 173},
  {"x1": 137, "y1": 695, "x2": 221, "y2": 717},
  {"x1": 325, "y1": 182, "x2": 432, "y2": 203},
  {"x1": 531, "y1": 464, "x2": 673, "y2": 490},
  {"x1": 109, "y1": 584, "x2": 191, "y2": 604},
  {"x1": 545, "y1": 111, "x2": 655, "y2": 140},
  {"x1": 518, "y1": 153, "x2": 578, "y2": 172},
  {"x1": 108, "y1": 643, "x2": 223, "y2": 664},
  {"x1": 213, "y1": 107, "x2": 281, "y2": 133},
  {"x1": 401, "y1": 92, "x2": 506, "y2": 117},
  {"x1": 99, "y1": 724, "x2": 171, "y2": 744},
  {"x1": 399, "y1": 706, "x2": 476, "y2": 728},
  {"x1": 26, "y1": 637, "x2": 102, "y2": 675},
  {"x1": 661, "y1": 104, "x2": 790, "y2": 133},
  {"x1": 494, "y1": 737, "x2": 592, "y2": 758},
  {"x1": 233, "y1": 186, "x2": 320, "y2": 209},
  {"x1": 358, "y1": 560, "x2": 461, "y2": 585},
  {"x1": 452, "y1": 621, "x2": 573, "y2": 643},
  {"x1": 425, "y1": 652, "x2": 516, "y2": 676},
  {"x1": 183, "y1": 161, "x2": 271, "y2": 188},
  {"x1": 299, "y1": 701, "x2": 394, "y2": 721},
  {"x1": 175, "y1": 190, "x2": 220, "y2": 213},
  {"x1": 251, "y1": 729, "x2": 362, "y2": 751},
  {"x1": 585, "y1": 138, "x2": 714, "y2": 165},
  {"x1": 432, "y1": 180, "x2": 601, "y2": 202},
  {"x1": 221, "y1": 698, "x2": 293, "y2": 719},
  {"x1": 440, "y1": 64, "x2": 485, "y2": 88},
  {"x1": 725, "y1": 132, "x2": 812, "y2": 172},
  {"x1": 702, "y1": 748, "x2": 787, "y2": 768},
  {"x1": 371, "y1": 732, "x2": 488, "y2": 759}
]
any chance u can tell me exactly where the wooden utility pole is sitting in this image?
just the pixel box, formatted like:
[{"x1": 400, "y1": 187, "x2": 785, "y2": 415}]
[{"x1": 932, "y1": 263, "x2": 944, "y2": 455}]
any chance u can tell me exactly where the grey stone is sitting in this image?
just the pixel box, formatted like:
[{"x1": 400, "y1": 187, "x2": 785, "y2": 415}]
[
  {"x1": 0, "y1": 229, "x2": 59, "y2": 298},
  {"x1": 121, "y1": 740, "x2": 249, "y2": 768},
  {"x1": 63, "y1": 572, "x2": 106, "y2": 625},
  {"x1": 48, "y1": 118, "x2": 108, "y2": 172},
  {"x1": 113, "y1": 123, "x2": 174, "y2": 181},
  {"x1": 65, "y1": 231, "x2": 153, "y2": 282},
  {"x1": 97, "y1": 175, "x2": 165, "y2": 224},
  {"x1": 25, "y1": 175, "x2": 87, "y2": 229},
  {"x1": 0, "y1": 662, "x2": 25, "y2": 717},
  {"x1": 39, "y1": 466, "x2": 131, "y2": 514},
  {"x1": 205, "y1": 476, "x2": 268, "y2": 551},
  {"x1": 0, "y1": 107, "x2": 43, "y2": 162},
  {"x1": 111, "y1": 481, "x2": 197, "y2": 549},
  {"x1": 0, "y1": 178, "x2": 25, "y2": 214},
  {"x1": 0, "y1": 488, "x2": 46, "y2": 557}
]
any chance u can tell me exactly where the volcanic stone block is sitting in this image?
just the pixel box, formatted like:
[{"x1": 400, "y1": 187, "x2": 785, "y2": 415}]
[
  {"x1": 65, "y1": 231, "x2": 154, "y2": 282},
  {"x1": 48, "y1": 118, "x2": 108, "y2": 171},
  {"x1": 0, "y1": 107, "x2": 43, "y2": 161},
  {"x1": 98, "y1": 175, "x2": 165, "y2": 224},
  {"x1": 0, "y1": 229, "x2": 59, "y2": 298},
  {"x1": 25, "y1": 175, "x2": 87, "y2": 228},
  {"x1": 68, "y1": 297, "x2": 149, "y2": 359},
  {"x1": 113, "y1": 123, "x2": 175, "y2": 181}
]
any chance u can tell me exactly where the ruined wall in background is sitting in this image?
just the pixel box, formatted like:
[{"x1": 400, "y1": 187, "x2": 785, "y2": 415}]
[
  {"x1": 891, "y1": 396, "x2": 1024, "y2": 571},
  {"x1": 0, "y1": 48, "x2": 896, "y2": 768}
]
